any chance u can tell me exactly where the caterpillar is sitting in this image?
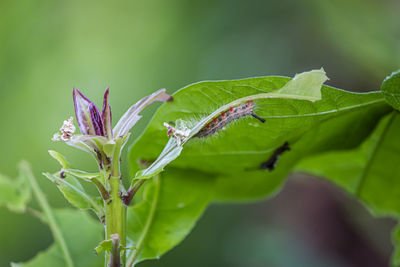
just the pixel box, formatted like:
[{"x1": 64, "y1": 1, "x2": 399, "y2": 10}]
[{"x1": 194, "y1": 100, "x2": 265, "y2": 138}]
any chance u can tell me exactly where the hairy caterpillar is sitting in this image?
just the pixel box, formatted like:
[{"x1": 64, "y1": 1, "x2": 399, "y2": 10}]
[{"x1": 194, "y1": 100, "x2": 265, "y2": 138}]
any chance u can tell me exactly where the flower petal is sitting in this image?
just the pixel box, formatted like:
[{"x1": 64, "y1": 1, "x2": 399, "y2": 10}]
[
  {"x1": 73, "y1": 88, "x2": 105, "y2": 136},
  {"x1": 113, "y1": 89, "x2": 173, "y2": 137},
  {"x1": 102, "y1": 88, "x2": 113, "y2": 139}
]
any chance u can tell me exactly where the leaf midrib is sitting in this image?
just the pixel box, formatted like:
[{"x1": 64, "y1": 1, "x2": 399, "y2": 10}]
[
  {"x1": 136, "y1": 96, "x2": 386, "y2": 179},
  {"x1": 180, "y1": 98, "x2": 387, "y2": 157}
]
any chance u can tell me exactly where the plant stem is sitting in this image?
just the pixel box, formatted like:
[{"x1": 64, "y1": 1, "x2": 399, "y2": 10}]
[
  {"x1": 105, "y1": 177, "x2": 127, "y2": 266},
  {"x1": 105, "y1": 137, "x2": 127, "y2": 266},
  {"x1": 21, "y1": 161, "x2": 74, "y2": 267}
]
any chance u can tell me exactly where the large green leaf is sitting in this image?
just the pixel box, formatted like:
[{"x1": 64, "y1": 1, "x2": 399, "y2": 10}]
[
  {"x1": 130, "y1": 69, "x2": 329, "y2": 180},
  {"x1": 130, "y1": 70, "x2": 390, "y2": 191},
  {"x1": 11, "y1": 209, "x2": 103, "y2": 267},
  {"x1": 130, "y1": 70, "x2": 389, "y2": 177},
  {"x1": 126, "y1": 168, "x2": 215, "y2": 265},
  {"x1": 127, "y1": 69, "x2": 392, "y2": 263}
]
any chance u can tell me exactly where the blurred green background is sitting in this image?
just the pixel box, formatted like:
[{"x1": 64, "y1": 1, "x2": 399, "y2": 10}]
[{"x1": 0, "y1": 0, "x2": 399, "y2": 266}]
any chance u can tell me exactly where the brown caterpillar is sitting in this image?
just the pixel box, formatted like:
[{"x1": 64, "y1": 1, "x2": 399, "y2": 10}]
[{"x1": 194, "y1": 100, "x2": 265, "y2": 138}]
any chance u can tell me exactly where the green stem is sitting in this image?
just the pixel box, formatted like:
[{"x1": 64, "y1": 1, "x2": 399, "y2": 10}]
[
  {"x1": 21, "y1": 161, "x2": 74, "y2": 267},
  {"x1": 105, "y1": 177, "x2": 127, "y2": 266},
  {"x1": 105, "y1": 137, "x2": 128, "y2": 266}
]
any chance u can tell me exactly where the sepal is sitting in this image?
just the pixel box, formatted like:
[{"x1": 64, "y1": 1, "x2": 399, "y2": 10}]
[{"x1": 113, "y1": 89, "x2": 173, "y2": 137}]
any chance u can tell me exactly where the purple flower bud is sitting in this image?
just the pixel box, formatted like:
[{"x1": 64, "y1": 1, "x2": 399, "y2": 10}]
[
  {"x1": 73, "y1": 88, "x2": 105, "y2": 136},
  {"x1": 102, "y1": 88, "x2": 113, "y2": 139},
  {"x1": 89, "y1": 102, "x2": 105, "y2": 136}
]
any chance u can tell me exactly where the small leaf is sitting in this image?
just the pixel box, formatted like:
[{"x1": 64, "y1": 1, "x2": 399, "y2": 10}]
[
  {"x1": 381, "y1": 69, "x2": 400, "y2": 111},
  {"x1": 113, "y1": 89, "x2": 173, "y2": 138},
  {"x1": 63, "y1": 169, "x2": 102, "y2": 180},
  {"x1": 48, "y1": 150, "x2": 70, "y2": 169},
  {"x1": 43, "y1": 173, "x2": 104, "y2": 220},
  {"x1": 94, "y1": 239, "x2": 113, "y2": 255},
  {"x1": 94, "y1": 238, "x2": 134, "y2": 256},
  {"x1": 61, "y1": 169, "x2": 109, "y2": 200}
]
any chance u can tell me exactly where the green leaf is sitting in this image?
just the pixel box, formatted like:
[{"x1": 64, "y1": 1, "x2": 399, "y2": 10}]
[
  {"x1": 11, "y1": 209, "x2": 103, "y2": 267},
  {"x1": 48, "y1": 150, "x2": 70, "y2": 169},
  {"x1": 43, "y1": 173, "x2": 104, "y2": 220},
  {"x1": 131, "y1": 69, "x2": 329, "y2": 181},
  {"x1": 94, "y1": 239, "x2": 113, "y2": 255},
  {"x1": 130, "y1": 70, "x2": 389, "y2": 177},
  {"x1": 128, "y1": 70, "x2": 391, "y2": 262},
  {"x1": 126, "y1": 168, "x2": 215, "y2": 265},
  {"x1": 0, "y1": 165, "x2": 31, "y2": 213},
  {"x1": 382, "y1": 70, "x2": 400, "y2": 111},
  {"x1": 212, "y1": 99, "x2": 390, "y2": 202},
  {"x1": 296, "y1": 112, "x2": 400, "y2": 266},
  {"x1": 95, "y1": 236, "x2": 133, "y2": 256},
  {"x1": 130, "y1": 70, "x2": 390, "y2": 182},
  {"x1": 297, "y1": 112, "x2": 400, "y2": 217}
]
